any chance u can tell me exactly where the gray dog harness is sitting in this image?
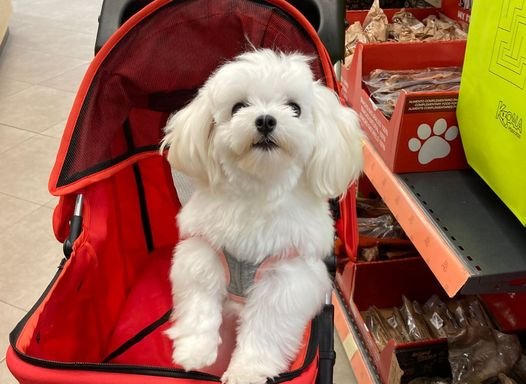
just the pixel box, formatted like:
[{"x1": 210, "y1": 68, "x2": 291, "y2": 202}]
[{"x1": 218, "y1": 246, "x2": 298, "y2": 303}]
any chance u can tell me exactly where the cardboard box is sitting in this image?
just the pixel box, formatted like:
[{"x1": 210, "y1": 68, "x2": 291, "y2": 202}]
[
  {"x1": 342, "y1": 8, "x2": 469, "y2": 173},
  {"x1": 345, "y1": 257, "x2": 451, "y2": 383}
]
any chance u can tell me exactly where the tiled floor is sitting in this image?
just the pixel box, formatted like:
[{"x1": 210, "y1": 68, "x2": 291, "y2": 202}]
[{"x1": 0, "y1": 1, "x2": 356, "y2": 383}]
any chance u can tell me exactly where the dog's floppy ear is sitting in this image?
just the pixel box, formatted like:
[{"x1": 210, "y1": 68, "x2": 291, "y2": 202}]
[
  {"x1": 160, "y1": 91, "x2": 220, "y2": 185},
  {"x1": 306, "y1": 83, "x2": 364, "y2": 198}
]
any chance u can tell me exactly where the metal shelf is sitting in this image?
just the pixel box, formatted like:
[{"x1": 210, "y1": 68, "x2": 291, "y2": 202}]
[
  {"x1": 363, "y1": 140, "x2": 526, "y2": 296},
  {"x1": 333, "y1": 290, "x2": 381, "y2": 384}
]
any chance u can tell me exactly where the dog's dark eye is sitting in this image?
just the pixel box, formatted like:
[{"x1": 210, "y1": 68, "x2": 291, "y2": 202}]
[
  {"x1": 287, "y1": 102, "x2": 301, "y2": 117},
  {"x1": 232, "y1": 102, "x2": 248, "y2": 116}
]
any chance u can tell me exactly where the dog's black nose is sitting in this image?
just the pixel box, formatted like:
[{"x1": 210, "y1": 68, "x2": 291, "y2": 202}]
[{"x1": 255, "y1": 115, "x2": 276, "y2": 136}]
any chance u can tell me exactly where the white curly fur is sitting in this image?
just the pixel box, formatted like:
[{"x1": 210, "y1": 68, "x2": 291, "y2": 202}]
[{"x1": 161, "y1": 49, "x2": 363, "y2": 384}]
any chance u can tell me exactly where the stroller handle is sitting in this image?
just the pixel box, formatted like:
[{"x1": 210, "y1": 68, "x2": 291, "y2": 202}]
[{"x1": 95, "y1": 0, "x2": 345, "y2": 63}]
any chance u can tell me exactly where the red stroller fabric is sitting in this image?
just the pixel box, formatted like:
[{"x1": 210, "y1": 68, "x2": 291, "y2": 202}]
[{"x1": 6, "y1": 0, "x2": 348, "y2": 383}]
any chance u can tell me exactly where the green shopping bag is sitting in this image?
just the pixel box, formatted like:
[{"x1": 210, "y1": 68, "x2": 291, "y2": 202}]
[{"x1": 457, "y1": 0, "x2": 526, "y2": 225}]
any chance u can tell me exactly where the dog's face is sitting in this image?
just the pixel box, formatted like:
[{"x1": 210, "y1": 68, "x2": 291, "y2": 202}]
[
  {"x1": 162, "y1": 49, "x2": 363, "y2": 199},
  {"x1": 209, "y1": 50, "x2": 318, "y2": 192}
]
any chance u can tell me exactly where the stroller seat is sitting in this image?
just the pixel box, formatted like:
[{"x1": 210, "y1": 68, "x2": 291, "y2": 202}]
[{"x1": 7, "y1": 1, "x2": 344, "y2": 383}]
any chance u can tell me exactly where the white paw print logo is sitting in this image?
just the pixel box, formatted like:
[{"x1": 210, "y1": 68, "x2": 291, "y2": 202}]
[{"x1": 408, "y1": 118, "x2": 459, "y2": 165}]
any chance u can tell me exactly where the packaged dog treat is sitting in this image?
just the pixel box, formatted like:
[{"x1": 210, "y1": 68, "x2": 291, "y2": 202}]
[
  {"x1": 358, "y1": 214, "x2": 405, "y2": 238},
  {"x1": 344, "y1": 21, "x2": 368, "y2": 67},
  {"x1": 356, "y1": 197, "x2": 392, "y2": 218},
  {"x1": 448, "y1": 326, "x2": 521, "y2": 383},
  {"x1": 363, "y1": 0, "x2": 389, "y2": 42},
  {"x1": 363, "y1": 67, "x2": 462, "y2": 117},
  {"x1": 422, "y1": 294, "x2": 460, "y2": 338},
  {"x1": 344, "y1": 2, "x2": 466, "y2": 64},
  {"x1": 511, "y1": 355, "x2": 526, "y2": 383},
  {"x1": 385, "y1": 306, "x2": 412, "y2": 343},
  {"x1": 364, "y1": 306, "x2": 397, "y2": 349},
  {"x1": 408, "y1": 378, "x2": 451, "y2": 384},
  {"x1": 498, "y1": 373, "x2": 518, "y2": 384},
  {"x1": 421, "y1": 13, "x2": 467, "y2": 41},
  {"x1": 464, "y1": 296, "x2": 493, "y2": 328},
  {"x1": 400, "y1": 296, "x2": 432, "y2": 341},
  {"x1": 449, "y1": 296, "x2": 492, "y2": 329},
  {"x1": 360, "y1": 245, "x2": 380, "y2": 261}
]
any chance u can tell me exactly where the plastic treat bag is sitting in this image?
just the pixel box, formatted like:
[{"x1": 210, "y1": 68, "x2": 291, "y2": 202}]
[
  {"x1": 358, "y1": 214, "x2": 405, "y2": 238},
  {"x1": 344, "y1": 21, "x2": 368, "y2": 67},
  {"x1": 385, "y1": 306, "x2": 412, "y2": 343},
  {"x1": 511, "y1": 355, "x2": 526, "y2": 382},
  {"x1": 364, "y1": 306, "x2": 397, "y2": 349},
  {"x1": 423, "y1": 295, "x2": 461, "y2": 338},
  {"x1": 400, "y1": 296, "x2": 432, "y2": 341},
  {"x1": 364, "y1": 67, "x2": 462, "y2": 118},
  {"x1": 356, "y1": 197, "x2": 391, "y2": 218},
  {"x1": 344, "y1": 0, "x2": 388, "y2": 66},
  {"x1": 464, "y1": 296, "x2": 493, "y2": 328},
  {"x1": 448, "y1": 326, "x2": 521, "y2": 383},
  {"x1": 408, "y1": 378, "x2": 451, "y2": 384},
  {"x1": 498, "y1": 373, "x2": 518, "y2": 384},
  {"x1": 390, "y1": 9, "x2": 424, "y2": 41},
  {"x1": 363, "y1": 0, "x2": 389, "y2": 42}
]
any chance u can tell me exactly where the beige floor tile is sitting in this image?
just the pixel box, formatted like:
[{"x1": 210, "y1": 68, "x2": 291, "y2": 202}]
[
  {"x1": 0, "y1": 302, "x2": 26, "y2": 361},
  {"x1": 0, "y1": 77, "x2": 32, "y2": 100},
  {"x1": 0, "y1": 193, "x2": 41, "y2": 232},
  {"x1": 12, "y1": 0, "x2": 103, "y2": 35},
  {"x1": 0, "y1": 206, "x2": 61, "y2": 311},
  {"x1": 40, "y1": 63, "x2": 89, "y2": 93},
  {"x1": 0, "y1": 85, "x2": 75, "y2": 132},
  {"x1": 0, "y1": 134, "x2": 59, "y2": 204},
  {"x1": 0, "y1": 360, "x2": 18, "y2": 384},
  {"x1": 45, "y1": 197, "x2": 59, "y2": 209},
  {"x1": 0, "y1": 40, "x2": 86, "y2": 84},
  {"x1": 8, "y1": 24, "x2": 95, "y2": 61},
  {"x1": 0, "y1": 124, "x2": 34, "y2": 153},
  {"x1": 335, "y1": 331, "x2": 357, "y2": 383},
  {"x1": 40, "y1": 120, "x2": 66, "y2": 139}
]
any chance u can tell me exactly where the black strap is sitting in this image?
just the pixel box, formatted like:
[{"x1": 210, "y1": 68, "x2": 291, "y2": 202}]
[
  {"x1": 103, "y1": 309, "x2": 172, "y2": 363},
  {"x1": 123, "y1": 119, "x2": 155, "y2": 253}
]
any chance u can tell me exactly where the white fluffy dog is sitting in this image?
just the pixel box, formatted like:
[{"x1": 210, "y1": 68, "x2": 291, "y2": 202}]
[{"x1": 161, "y1": 49, "x2": 363, "y2": 384}]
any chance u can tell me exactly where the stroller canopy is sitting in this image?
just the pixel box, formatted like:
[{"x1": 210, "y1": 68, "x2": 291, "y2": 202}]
[{"x1": 49, "y1": 0, "x2": 337, "y2": 196}]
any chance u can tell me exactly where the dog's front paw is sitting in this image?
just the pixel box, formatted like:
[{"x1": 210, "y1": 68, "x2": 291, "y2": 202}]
[
  {"x1": 221, "y1": 363, "x2": 277, "y2": 384},
  {"x1": 166, "y1": 325, "x2": 221, "y2": 371}
]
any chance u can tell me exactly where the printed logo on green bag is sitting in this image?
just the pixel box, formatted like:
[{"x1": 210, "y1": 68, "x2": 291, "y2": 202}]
[
  {"x1": 496, "y1": 100, "x2": 523, "y2": 139},
  {"x1": 490, "y1": 1, "x2": 526, "y2": 90}
]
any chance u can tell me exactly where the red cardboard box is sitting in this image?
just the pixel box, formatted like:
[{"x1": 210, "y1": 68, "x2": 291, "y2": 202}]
[
  {"x1": 342, "y1": 9, "x2": 469, "y2": 173},
  {"x1": 344, "y1": 257, "x2": 451, "y2": 383}
]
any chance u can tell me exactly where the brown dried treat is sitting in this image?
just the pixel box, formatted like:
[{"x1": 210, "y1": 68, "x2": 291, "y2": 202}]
[
  {"x1": 400, "y1": 296, "x2": 432, "y2": 341},
  {"x1": 408, "y1": 378, "x2": 451, "y2": 384},
  {"x1": 363, "y1": 67, "x2": 462, "y2": 118},
  {"x1": 422, "y1": 295, "x2": 461, "y2": 339},
  {"x1": 360, "y1": 246, "x2": 380, "y2": 262},
  {"x1": 390, "y1": 23, "x2": 417, "y2": 42},
  {"x1": 364, "y1": 306, "x2": 395, "y2": 350},
  {"x1": 389, "y1": 9, "x2": 423, "y2": 42},
  {"x1": 498, "y1": 373, "x2": 517, "y2": 384},
  {"x1": 511, "y1": 355, "x2": 526, "y2": 382},
  {"x1": 386, "y1": 306, "x2": 412, "y2": 343},
  {"x1": 363, "y1": 0, "x2": 389, "y2": 42},
  {"x1": 464, "y1": 296, "x2": 493, "y2": 328},
  {"x1": 344, "y1": 21, "x2": 368, "y2": 67},
  {"x1": 448, "y1": 326, "x2": 521, "y2": 383},
  {"x1": 356, "y1": 197, "x2": 391, "y2": 218},
  {"x1": 384, "y1": 250, "x2": 419, "y2": 260},
  {"x1": 358, "y1": 214, "x2": 405, "y2": 238}
]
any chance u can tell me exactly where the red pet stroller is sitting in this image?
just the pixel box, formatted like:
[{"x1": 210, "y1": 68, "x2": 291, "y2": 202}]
[{"x1": 6, "y1": 0, "x2": 355, "y2": 383}]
